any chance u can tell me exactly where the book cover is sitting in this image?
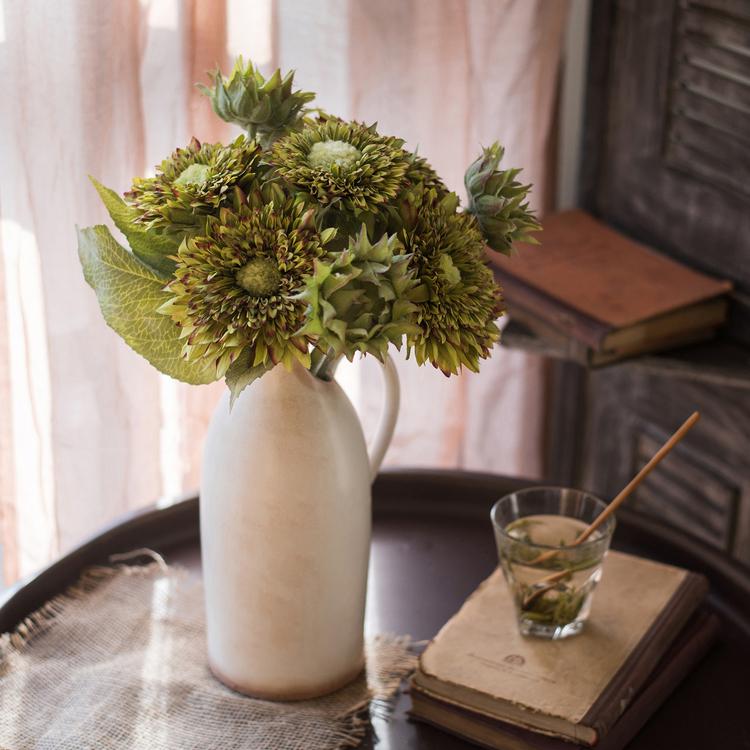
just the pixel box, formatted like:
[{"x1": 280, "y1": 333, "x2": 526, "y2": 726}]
[
  {"x1": 409, "y1": 610, "x2": 718, "y2": 750},
  {"x1": 412, "y1": 550, "x2": 707, "y2": 745},
  {"x1": 492, "y1": 210, "x2": 731, "y2": 353}
]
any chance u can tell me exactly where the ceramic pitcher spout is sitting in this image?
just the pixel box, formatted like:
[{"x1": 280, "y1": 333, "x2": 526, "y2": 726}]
[{"x1": 200, "y1": 356, "x2": 399, "y2": 699}]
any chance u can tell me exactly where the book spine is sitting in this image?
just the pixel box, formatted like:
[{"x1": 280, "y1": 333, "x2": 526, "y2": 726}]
[
  {"x1": 584, "y1": 573, "x2": 708, "y2": 738},
  {"x1": 503, "y1": 306, "x2": 594, "y2": 365},
  {"x1": 494, "y1": 270, "x2": 612, "y2": 351},
  {"x1": 596, "y1": 613, "x2": 719, "y2": 750}
]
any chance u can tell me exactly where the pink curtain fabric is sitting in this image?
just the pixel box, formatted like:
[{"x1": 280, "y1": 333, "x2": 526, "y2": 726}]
[
  {"x1": 0, "y1": 0, "x2": 568, "y2": 584},
  {"x1": 0, "y1": 0, "x2": 228, "y2": 581}
]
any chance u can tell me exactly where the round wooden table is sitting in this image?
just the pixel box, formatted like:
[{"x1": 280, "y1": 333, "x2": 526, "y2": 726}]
[{"x1": 1, "y1": 469, "x2": 749, "y2": 748}]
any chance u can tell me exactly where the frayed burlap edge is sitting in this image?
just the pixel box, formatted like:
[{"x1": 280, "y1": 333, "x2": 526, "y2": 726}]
[
  {"x1": 0, "y1": 558, "x2": 173, "y2": 656},
  {"x1": 336, "y1": 633, "x2": 418, "y2": 746}
]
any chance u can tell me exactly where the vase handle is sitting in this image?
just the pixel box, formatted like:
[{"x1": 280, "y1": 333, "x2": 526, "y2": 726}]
[{"x1": 368, "y1": 353, "x2": 400, "y2": 482}]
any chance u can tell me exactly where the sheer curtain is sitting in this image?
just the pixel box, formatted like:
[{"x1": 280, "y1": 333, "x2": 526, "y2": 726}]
[
  {"x1": 0, "y1": 0, "x2": 568, "y2": 584},
  {"x1": 280, "y1": 0, "x2": 569, "y2": 473},
  {"x1": 0, "y1": 0, "x2": 229, "y2": 581}
]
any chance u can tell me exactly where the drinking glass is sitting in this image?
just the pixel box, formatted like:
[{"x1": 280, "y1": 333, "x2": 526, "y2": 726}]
[{"x1": 491, "y1": 487, "x2": 615, "y2": 639}]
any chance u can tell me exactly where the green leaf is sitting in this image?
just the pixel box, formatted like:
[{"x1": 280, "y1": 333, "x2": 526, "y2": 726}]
[
  {"x1": 225, "y1": 348, "x2": 274, "y2": 408},
  {"x1": 90, "y1": 177, "x2": 178, "y2": 278},
  {"x1": 78, "y1": 224, "x2": 218, "y2": 385}
]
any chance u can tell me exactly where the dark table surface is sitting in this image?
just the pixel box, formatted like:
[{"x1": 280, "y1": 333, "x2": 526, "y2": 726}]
[{"x1": 2, "y1": 469, "x2": 749, "y2": 749}]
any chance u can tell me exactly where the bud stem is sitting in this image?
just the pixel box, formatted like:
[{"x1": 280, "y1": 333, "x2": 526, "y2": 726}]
[{"x1": 310, "y1": 347, "x2": 341, "y2": 381}]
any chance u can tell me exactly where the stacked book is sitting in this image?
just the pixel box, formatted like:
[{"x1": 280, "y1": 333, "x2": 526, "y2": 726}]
[
  {"x1": 492, "y1": 211, "x2": 732, "y2": 366},
  {"x1": 409, "y1": 551, "x2": 716, "y2": 749}
]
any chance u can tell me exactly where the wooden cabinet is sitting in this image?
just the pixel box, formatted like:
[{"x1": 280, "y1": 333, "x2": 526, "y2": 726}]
[
  {"x1": 581, "y1": 354, "x2": 750, "y2": 564},
  {"x1": 536, "y1": 0, "x2": 750, "y2": 564}
]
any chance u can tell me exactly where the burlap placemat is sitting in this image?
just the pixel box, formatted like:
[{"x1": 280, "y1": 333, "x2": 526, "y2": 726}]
[{"x1": 0, "y1": 558, "x2": 417, "y2": 749}]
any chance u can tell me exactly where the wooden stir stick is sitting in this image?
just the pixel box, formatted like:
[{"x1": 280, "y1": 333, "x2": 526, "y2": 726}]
[{"x1": 521, "y1": 411, "x2": 700, "y2": 607}]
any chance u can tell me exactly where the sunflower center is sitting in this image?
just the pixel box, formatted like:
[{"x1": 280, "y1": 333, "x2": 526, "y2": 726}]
[
  {"x1": 236, "y1": 258, "x2": 281, "y2": 296},
  {"x1": 174, "y1": 163, "x2": 211, "y2": 187},
  {"x1": 308, "y1": 140, "x2": 362, "y2": 172}
]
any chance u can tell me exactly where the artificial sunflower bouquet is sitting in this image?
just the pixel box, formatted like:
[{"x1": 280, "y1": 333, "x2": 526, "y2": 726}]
[{"x1": 78, "y1": 58, "x2": 539, "y2": 403}]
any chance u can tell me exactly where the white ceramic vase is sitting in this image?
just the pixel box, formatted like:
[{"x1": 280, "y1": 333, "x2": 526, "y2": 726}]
[{"x1": 200, "y1": 355, "x2": 399, "y2": 699}]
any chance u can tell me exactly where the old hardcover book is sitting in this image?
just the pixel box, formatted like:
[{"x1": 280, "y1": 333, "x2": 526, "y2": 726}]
[
  {"x1": 410, "y1": 551, "x2": 707, "y2": 746},
  {"x1": 492, "y1": 210, "x2": 731, "y2": 364},
  {"x1": 410, "y1": 611, "x2": 718, "y2": 750}
]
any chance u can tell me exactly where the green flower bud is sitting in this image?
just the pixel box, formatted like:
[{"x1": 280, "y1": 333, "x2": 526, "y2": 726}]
[
  {"x1": 295, "y1": 226, "x2": 424, "y2": 362},
  {"x1": 200, "y1": 57, "x2": 315, "y2": 149},
  {"x1": 464, "y1": 142, "x2": 541, "y2": 255}
]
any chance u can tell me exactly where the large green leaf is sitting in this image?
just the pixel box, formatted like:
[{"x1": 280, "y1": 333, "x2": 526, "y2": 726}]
[
  {"x1": 90, "y1": 177, "x2": 179, "y2": 277},
  {"x1": 78, "y1": 224, "x2": 219, "y2": 385}
]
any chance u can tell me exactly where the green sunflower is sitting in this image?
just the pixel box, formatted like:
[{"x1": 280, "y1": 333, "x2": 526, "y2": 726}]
[
  {"x1": 125, "y1": 135, "x2": 262, "y2": 234},
  {"x1": 271, "y1": 120, "x2": 410, "y2": 215},
  {"x1": 158, "y1": 199, "x2": 335, "y2": 378},
  {"x1": 400, "y1": 188, "x2": 504, "y2": 375}
]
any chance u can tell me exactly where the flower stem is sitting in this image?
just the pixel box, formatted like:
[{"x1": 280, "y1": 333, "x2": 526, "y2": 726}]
[{"x1": 310, "y1": 347, "x2": 340, "y2": 381}]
